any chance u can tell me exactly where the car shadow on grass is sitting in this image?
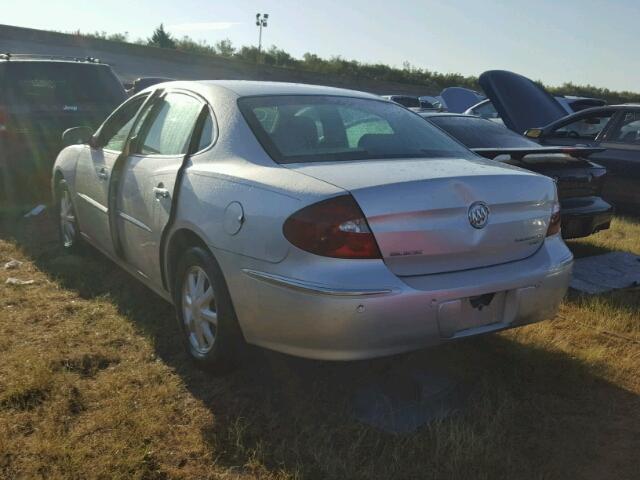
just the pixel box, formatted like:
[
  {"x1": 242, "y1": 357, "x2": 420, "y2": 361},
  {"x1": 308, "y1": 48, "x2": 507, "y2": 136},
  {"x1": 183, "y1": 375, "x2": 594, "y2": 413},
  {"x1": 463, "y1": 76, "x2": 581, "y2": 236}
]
[{"x1": 1, "y1": 215, "x2": 639, "y2": 479}]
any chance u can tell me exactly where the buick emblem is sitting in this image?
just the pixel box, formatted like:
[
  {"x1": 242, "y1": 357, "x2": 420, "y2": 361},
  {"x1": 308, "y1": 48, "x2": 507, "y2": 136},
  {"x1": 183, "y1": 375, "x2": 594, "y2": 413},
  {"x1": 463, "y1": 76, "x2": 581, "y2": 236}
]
[{"x1": 468, "y1": 202, "x2": 490, "y2": 229}]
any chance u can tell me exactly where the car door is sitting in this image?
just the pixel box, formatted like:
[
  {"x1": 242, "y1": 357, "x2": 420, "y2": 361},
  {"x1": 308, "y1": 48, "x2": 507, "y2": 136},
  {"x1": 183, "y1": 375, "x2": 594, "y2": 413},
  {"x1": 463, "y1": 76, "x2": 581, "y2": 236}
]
[
  {"x1": 593, "y1": 110, "x2": 640, "y2": 206},
  {"x1": 74, "y1": 94, "x2": 149, "y2": 254},
  {"x1": 111, "y1": 90, "x2": 210, "y2": 287},
  {"x1": 539, "y1": 110, "x2": 618, "y2": 147}
]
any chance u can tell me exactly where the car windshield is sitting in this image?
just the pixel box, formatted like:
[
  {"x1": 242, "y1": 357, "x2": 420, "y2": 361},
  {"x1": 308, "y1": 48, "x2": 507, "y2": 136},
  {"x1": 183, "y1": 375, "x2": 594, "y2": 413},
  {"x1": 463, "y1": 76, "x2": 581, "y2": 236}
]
[
  {"x1": 2, "y1": 62, "x2": 125, "y2": 109},
  {"x1": 238, "y1": 95, "x2": 474, "y2": 164},
  {"x1": 427, "y1": 115, "x2": 539, "y2": 148}
]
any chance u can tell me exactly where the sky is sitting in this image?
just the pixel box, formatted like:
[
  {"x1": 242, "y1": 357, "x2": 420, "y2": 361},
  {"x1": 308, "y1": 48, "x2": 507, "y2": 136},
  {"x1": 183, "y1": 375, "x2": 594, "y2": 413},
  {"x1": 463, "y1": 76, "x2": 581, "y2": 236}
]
[{"x1": 2, "y1": 0, "x2": 639, "y2": 92}]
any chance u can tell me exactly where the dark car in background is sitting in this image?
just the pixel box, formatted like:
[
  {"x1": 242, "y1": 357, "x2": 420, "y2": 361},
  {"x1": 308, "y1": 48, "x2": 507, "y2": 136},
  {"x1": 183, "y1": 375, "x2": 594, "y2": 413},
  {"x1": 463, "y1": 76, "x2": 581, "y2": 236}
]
[
  {"x1": 421, "y1": 112, "x2": 614, "y2": 239},
  {"x1": 125, "y1": 76, "x2": 175, "y2": 96},
  {"x1": 381, "y1": 95, "x2": 422, "y2": 109},
  {"x1": 0, "y1": 54, "x2": 126, "y2": 206},
  {"x1": 477, "y1": 70, "x2": 640, "y2": 210},
  {"x1": 524, "y1": 105, "x2": 640, "y2": 209}
]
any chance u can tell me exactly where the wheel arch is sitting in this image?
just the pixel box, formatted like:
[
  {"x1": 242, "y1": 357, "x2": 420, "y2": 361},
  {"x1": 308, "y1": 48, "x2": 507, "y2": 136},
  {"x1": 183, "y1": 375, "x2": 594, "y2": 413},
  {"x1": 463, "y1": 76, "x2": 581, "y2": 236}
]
[
  {"x1": 52, "y1": 169, "x2": 65, "y2": 201},
  {"x1": 163, "y1": 227, "x2": 210, "y2": 297}
]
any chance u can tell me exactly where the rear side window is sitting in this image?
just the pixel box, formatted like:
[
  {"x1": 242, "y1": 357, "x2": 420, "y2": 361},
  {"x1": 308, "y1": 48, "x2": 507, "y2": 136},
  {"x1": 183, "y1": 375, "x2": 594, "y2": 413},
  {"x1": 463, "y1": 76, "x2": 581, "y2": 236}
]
[
  {"x1": 239, "y1": 95, "x2": 474, "y2": 164},
  {"x1": 3, "y1": 62, "x2": 125, "y2": 109},
  {"x1": 194, "y1": 112, "x2": 214, "y2": 152},
  {"x1": 428, "y1": 116, "x2": 538, "y2": 148},
  {"x1": 139, "y1": 93, "x2": 202, "y2": 155}
]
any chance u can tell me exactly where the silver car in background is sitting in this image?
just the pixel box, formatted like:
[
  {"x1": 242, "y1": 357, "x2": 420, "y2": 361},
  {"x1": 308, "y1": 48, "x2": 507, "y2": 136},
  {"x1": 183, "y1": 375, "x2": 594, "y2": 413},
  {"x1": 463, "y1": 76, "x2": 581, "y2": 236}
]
[{"x1": 52, "y1": 81, "x2": 573, "y2": 370}]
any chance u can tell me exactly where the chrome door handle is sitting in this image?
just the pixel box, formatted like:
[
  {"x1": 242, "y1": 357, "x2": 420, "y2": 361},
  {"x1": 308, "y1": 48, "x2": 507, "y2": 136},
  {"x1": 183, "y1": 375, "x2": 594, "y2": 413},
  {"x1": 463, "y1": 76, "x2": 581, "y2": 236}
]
[
  {"x1": 153, "y1": 187, "x2": 170, "y2": 199},
  {"x1": 97, "y1": 167, "x2": 109, "y2": 180}
]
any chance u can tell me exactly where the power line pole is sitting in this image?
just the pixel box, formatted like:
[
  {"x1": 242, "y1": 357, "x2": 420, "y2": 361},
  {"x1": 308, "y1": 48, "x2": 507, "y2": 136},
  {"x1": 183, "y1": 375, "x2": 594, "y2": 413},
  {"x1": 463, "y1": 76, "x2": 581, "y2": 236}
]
[{"x1": 256, "y1": 13, "x2": 269, "y2": 59}]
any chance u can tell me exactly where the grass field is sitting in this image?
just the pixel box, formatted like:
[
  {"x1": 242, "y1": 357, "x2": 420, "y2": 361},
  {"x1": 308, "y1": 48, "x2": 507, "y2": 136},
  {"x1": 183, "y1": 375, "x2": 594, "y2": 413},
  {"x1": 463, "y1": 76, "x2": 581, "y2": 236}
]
[{"x1": 0, "y1": 214, "x2": 638, "y2": 479}]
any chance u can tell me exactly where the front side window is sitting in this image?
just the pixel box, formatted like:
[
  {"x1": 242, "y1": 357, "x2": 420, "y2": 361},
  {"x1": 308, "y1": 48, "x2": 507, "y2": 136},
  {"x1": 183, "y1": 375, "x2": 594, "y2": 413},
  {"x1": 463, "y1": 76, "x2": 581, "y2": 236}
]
[
  {"x1": 138, "y1": 93, "x2": 203, "y2": 155},
  {"x1": 550, "y1": 112, "x2": 614, "y2": 140},
  {"x1": 238, "y1": 95, "x2": 474, "y2": 164},
  {"x1": 101, "y1": 95, "x2": 148, "y2": 152},
  {"x1": 608, "y1": 111, "x2": 640, "y2": 143}
]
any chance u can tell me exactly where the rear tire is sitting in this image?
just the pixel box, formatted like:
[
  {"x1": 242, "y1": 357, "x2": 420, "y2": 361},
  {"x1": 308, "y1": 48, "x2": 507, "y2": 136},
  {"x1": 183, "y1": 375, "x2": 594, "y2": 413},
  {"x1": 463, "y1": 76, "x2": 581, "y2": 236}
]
[
  {"x1": 173, "y1": 246, "x2": 244, "y2": 373},
  {"x1": 56, "y1": 180, "x2": 82, "y2": 253}
]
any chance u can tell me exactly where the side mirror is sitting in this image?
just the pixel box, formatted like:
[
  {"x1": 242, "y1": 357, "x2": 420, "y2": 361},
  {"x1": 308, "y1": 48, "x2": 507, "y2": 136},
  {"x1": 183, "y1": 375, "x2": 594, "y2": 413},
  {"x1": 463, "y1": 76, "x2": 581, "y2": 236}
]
[
  {"x1": 524, "y1": 128, "x2": 544, "y2": 139},
  {"x1": 62, "y1": 126, "x2": 94, "y2": 147}
]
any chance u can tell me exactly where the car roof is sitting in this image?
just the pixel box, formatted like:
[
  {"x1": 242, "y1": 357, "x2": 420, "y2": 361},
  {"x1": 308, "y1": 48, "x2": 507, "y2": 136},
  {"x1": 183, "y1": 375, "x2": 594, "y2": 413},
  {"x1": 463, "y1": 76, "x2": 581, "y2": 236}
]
[{"x1": 181, "y1": 80, "x2": 381, "y2": 99}]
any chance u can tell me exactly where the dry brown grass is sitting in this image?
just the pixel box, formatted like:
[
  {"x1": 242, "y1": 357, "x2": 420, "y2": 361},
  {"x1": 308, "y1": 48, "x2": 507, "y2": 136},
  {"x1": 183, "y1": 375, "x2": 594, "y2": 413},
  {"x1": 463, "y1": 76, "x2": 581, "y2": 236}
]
[{"x1": 0, "y1": 214, "x2": 638, "y2": 479}]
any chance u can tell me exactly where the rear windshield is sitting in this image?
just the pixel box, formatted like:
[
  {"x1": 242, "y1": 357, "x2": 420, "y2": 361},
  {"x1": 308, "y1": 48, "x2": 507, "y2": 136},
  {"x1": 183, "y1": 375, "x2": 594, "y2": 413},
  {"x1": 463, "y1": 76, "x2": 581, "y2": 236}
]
[
  {"x1": 238, "y1": 95, "x2": 474, "y2": 164},
  {"x1": 391, "y1": 96, "x2": 421, "y2": 108},
  {"x1": 1, "y1": 62, "x2": 125, "y2": 109},
  {"x1": 428, "y1": 115, "x2": 539, "y2": 149}
]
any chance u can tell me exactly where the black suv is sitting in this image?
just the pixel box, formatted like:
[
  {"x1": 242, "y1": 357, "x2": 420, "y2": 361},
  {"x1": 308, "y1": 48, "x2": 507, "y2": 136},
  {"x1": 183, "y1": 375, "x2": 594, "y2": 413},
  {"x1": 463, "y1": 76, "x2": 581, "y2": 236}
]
[{"x1": 0, "y1": 54, "x2": 126, "y2": 206}]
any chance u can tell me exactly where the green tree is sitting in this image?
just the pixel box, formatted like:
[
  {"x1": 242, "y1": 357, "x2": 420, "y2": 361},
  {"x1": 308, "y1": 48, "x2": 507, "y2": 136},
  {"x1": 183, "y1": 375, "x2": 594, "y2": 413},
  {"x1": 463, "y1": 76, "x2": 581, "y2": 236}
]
[
  {"x1": 235, "y1": 46, "x2": 260, "y2": 63},
  {"x1": 148, "y1": 24, "x2": 176, "y2": 49},
  {"x1": 215, "y1": 39, "x2": 235, "y2": 57}
]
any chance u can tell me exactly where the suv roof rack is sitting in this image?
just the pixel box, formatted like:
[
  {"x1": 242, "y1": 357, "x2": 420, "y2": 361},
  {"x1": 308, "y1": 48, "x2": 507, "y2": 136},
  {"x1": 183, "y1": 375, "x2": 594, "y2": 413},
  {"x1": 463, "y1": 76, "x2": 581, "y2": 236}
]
[{"x1": 0, "y1": 53, "x2": 103, "y2": 63}]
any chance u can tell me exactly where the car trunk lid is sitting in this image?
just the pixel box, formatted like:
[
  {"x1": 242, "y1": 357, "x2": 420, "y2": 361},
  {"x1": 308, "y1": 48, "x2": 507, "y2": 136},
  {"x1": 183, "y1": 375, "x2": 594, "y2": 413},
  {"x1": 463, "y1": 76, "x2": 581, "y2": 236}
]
[
  {"x1": 440, "y1": 87, "x2": 485, "y2": 113},
  {"x1": 287, "y1": 157, "x2": 556, "y2": 276},
  {"x1": 479, "y1": 70, "x2": 569, "y2": 134}
]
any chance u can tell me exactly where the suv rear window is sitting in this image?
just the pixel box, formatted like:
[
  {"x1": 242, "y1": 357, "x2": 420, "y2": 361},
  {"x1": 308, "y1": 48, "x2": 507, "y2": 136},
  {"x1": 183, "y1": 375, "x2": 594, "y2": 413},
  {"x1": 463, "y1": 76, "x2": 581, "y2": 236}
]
[
  {"x1": 238, "y1": 95, "x2": 474, "y2": 164},
  {"x1": 1, "y1": 62, "x2": 125, "y2": 109}
]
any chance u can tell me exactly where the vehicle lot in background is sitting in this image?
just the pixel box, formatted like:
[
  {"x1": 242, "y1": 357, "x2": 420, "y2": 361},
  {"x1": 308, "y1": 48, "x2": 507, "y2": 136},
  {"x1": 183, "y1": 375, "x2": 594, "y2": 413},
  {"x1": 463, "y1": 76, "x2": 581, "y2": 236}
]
[
  {"x1": 474, "y1": 70, "x2": 640, "y2": 210},
  {"x1": 0, "y1": 213, "x2": 638, "y2": 479},
  {"x1": 465, "y1": 95, "x2": 607, "y2": 122},
  {"x1": 380, "y1": 94, "x2": 422, "y2": 108},
  {"x1": 422, "y1": 113, "x2": 613, "y2": 239},
  {"x1": 0, "y1": 54, "x2": 125, "y2": 206},
  {"x1": 125, "y1": 76, "x2": 175, "y2": 96},
  {"x1": 526, "y1": 105, "x2": 640, "y2": 209},
  {"x1": 440, "y1": 86, "x2": 484, "y2": 113}
]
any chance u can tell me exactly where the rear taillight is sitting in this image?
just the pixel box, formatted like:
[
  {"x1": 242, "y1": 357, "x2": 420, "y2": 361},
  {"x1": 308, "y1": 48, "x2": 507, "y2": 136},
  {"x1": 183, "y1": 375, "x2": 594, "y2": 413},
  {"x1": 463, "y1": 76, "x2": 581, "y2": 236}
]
[
  {"x1": 283, "y1": 195, "x2": 381, "y2": 259},
  {"x1": 546, "y1": 202, "x2": 561, "y2": 237}
]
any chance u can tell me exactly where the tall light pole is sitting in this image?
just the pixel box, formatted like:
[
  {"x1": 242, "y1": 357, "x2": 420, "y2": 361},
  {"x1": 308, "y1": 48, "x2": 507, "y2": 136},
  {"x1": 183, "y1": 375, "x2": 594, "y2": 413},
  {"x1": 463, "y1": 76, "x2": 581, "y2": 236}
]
[{"x1": 256, "y1": 13, "x2": 269, "y2": 57}]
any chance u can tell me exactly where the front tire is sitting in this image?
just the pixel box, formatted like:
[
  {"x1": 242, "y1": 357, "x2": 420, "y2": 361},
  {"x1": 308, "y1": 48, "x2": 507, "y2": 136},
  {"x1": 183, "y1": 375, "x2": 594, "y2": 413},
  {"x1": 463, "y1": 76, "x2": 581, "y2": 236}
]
[
  {"x1": 56, "y1": 180, "x2": 82, "y2": 253},
  {"x1": 174, "y1": 247, "x2": 243, "y2": 372}
]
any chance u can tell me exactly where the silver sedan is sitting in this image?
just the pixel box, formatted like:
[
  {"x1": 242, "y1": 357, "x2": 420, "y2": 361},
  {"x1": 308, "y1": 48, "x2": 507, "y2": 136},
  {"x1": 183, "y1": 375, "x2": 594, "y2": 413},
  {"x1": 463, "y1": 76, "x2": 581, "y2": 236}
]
[{"x1": 52, "y1": 81, "x2": 573, "y2": 369}]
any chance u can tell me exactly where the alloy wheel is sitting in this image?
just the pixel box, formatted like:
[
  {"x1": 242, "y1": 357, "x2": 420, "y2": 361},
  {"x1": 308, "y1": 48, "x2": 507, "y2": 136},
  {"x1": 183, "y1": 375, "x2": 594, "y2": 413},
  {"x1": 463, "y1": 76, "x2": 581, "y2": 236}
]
[
  {"x1": 182, "y1": 266, "x2": 218, "y2": 354},
  {"x1": 60, "y1": 189, "x2": 77, "y2": 248}
]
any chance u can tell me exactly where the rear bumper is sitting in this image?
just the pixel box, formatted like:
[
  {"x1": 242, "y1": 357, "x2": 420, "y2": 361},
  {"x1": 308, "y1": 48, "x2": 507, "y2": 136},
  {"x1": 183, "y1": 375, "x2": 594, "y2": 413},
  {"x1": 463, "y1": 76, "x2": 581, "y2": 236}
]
[
  {"x1": 220, "y1": 236, "x2": 573, "y2": 360},
  {"x1": 560, "y1": 196, "x2": 614, "y2": 239}
]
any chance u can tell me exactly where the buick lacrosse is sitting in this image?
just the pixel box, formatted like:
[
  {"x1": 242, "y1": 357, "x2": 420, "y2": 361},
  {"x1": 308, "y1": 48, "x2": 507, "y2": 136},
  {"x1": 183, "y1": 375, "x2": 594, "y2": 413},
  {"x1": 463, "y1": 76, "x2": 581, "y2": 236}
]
[{"x1": 53, "y1": 81, "x2": 573, "y2": 369}]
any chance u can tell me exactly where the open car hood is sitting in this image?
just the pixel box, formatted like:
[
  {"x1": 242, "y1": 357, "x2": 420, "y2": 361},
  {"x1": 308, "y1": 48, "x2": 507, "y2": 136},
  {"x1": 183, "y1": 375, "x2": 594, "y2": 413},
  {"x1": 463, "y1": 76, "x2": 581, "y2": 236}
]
[
  {"x1": 479, "y1": 70, "x2": 569, "y2": 134},
  {"x1": 440, "y1": 87, "x2": 484, "y2": 113}
]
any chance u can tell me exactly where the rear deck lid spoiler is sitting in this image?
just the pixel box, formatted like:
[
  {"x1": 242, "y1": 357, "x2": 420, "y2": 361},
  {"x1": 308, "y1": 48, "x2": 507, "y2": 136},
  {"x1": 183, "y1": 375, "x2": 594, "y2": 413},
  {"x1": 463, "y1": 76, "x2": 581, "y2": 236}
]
[{"x1": 473, "y1": 146, "x2": 605, "y2": 160}]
